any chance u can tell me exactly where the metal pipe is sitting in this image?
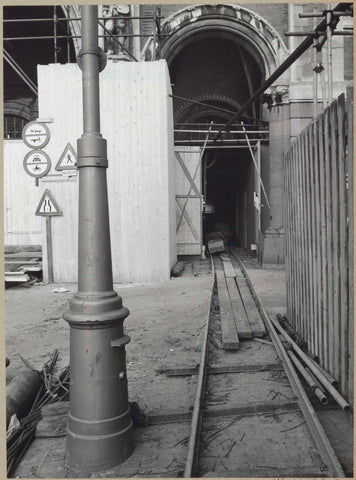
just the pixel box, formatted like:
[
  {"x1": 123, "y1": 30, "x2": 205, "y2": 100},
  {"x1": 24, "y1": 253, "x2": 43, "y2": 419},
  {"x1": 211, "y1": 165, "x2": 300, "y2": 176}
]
[
  {"x1": 63, "y1": 5, "x2": 133, "y2": 473},
  {"x1": 333, "y1": 31, "x2": 354, "y2": 35},
  {"x1": 152, "y1": 8, "x2": 157, "y2": 61},
  {"x1": 4, "y1": 34, "x2": 170, "y2": 41},
  {"x1": 3, "y1": 49, "x2": 38, "y2": 95},
  {"x1": 173, "y1": 139, "x2": 265, "y2": 143},
  {"x1": 201, "y1": 146, "x2": 254, "y2": 149},
  {"x1": 326, "y1": 5, "x2": 333, "y2": 103},
  {"x1": 170, "y1": 94, "x2": 264, "y2": 124},
  {"x1": 285, "y1": 31, "x2": 321, "y2": 37},
  {"x1": 304, "y1": 354, "x2": 338, "y2": 387},
  {"x1": 299, "y1": 13, "x2": 325, "y2": 18},
  {"x1": 54, "y1": 6, "x2": 58, "y2": 63},
  {"x1": 213, "y1": 2, "x2": 352, "y2": 141},
  {"x1": 270, "y1": 316, "x2": 351, "y2": 411},
  {"x1": 4, "y1": 49, "x2": 37, "y2": 90},
  {"x1": 174, "y1": 129, "x2": 269, "y2": 134},
  {"x1": 241, "y1": 121, "x2": 271, "y2": 210},
  {"x1": 287, "y1": 351, "x2": 328, "y2": 404},
  {"x1": 67, "y1": 19, "x2": 71, "y2": 63},
  {"x1": 312, "y1": 12, "x2": 318, "y2": 118},
  {"x1": 97, "y1": 20, "x2": 138, "y2": 62},
  {"x1": 299, "y1": 11, "x2": 353, "y2": 18},
  {"x1": 305, "y1": 367, "x2": 329, "y2": 397},
  {"x1": 4, "y1": 15, "x2": 165, "y2": 22},
  {"x1": 318, "y1": 52, "x2": 328, "y2": 111}
]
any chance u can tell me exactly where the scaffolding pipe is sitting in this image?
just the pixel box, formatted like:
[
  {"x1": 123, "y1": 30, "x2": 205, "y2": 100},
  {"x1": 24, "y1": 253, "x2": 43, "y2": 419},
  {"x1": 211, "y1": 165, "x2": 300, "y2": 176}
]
[
  {"x1": 54, "y1": 6, "x2": 58, "y2": 63},
  {"x1": 287, "y1": 351, "x2": 328, "y2": 404},
  {"x1": 170, "y1": 94, "x2": 265, "y2": 124},
  {"x1": 270, "y1": 316, "x2": 351, "y2": 411},
  {"x1": 213, "y1": 2, "x2": 352, "y2": 141},
  {"x1": 4, "y1": 33, "x2": 169, "y2": 41},
  {"x1": 326, "y1": 5, "x2": 333, "y2": 103},
  {"x1": 4, "y1": 15, "x2": 165, "y2": 22},
  {"x1": 97, "y1": 20, "x2": 138, "y2": 61},
  {"x1": 4, "y1": 49, "x2": 38, "y2": 95},
  {"x1": 241, "y1": 121, "x2": 270, "y2": 210},
  {"x1": 313, "y1": 13, "x2": 318, "y2": 118},
  {"x1": 63, "y1": 5, "x2": 133, "y2": 472}
]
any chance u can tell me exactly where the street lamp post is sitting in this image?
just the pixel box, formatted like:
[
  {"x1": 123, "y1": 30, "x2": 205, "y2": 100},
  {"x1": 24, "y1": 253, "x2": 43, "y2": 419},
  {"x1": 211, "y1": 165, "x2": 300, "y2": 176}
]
[{"x1": 63, "y1": 5, "x2": 134, "y2": 473}]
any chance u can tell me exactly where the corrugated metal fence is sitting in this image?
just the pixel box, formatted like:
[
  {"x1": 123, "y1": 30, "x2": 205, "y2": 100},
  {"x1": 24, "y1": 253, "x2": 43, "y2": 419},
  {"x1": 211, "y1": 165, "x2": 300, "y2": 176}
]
[{"x1": 283, "y1": 94, "x2": 353, "y2": 402}]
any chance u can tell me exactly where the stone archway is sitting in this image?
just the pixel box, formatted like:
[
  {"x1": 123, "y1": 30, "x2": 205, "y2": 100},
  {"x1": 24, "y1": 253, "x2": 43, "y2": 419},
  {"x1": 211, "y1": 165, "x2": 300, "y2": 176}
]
[
  {"x1": 156, "y1": 4, "x2": 288, "y2": 77},
  {"x1": 153, "y1": 4, "x2": 290, "y2": 262}
]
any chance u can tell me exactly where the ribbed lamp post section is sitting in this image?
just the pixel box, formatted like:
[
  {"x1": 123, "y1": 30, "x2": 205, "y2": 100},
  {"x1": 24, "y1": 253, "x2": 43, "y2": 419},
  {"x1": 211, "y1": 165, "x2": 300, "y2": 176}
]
[{"x1": 63, "y1": 5, "x2": 134, "y2": 473}]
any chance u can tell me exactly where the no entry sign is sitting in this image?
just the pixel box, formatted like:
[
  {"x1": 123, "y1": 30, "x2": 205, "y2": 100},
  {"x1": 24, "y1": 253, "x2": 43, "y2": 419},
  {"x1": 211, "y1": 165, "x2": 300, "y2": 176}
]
[
  {"x1": 23, "y1": 150, "x2": 51, "y2": 178},
  {"x1": 22, "y1": 121, "x2": 50, "y2": 149}
]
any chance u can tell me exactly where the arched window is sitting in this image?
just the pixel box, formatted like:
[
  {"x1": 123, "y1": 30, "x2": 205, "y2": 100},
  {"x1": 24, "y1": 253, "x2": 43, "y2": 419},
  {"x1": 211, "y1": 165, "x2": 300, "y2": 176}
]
[{"x1": 4, "y1": 114, "x2": 27, "y2": 139}]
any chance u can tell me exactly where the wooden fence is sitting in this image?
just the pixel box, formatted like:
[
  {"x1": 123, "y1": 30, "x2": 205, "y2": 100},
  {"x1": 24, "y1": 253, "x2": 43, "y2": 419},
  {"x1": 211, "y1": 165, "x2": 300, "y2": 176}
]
[{"x1": 283, "y1": 94, "x2": 353, "y2": 402}]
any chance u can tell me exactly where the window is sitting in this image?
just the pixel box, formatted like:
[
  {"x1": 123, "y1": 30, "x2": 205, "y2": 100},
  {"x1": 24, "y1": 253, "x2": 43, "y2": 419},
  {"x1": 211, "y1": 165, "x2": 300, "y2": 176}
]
[{"x1": 4, "y1": 115, "x2": 27, "y2": 139}]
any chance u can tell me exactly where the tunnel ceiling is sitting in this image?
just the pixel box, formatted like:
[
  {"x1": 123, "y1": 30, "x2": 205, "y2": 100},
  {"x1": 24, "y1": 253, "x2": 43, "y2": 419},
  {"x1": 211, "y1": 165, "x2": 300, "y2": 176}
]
[{"x1": 170, "y1": 36, "x2": 263, "y2": 123}]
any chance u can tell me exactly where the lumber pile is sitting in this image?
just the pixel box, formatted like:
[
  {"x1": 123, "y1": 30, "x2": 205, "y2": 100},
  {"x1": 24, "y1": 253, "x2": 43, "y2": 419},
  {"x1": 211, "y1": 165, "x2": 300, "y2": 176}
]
[
  {"x1": 5, "y1": 248, "x2": 42, "y2": 285},
  {"x1": 216, "y1": 255, "x2": 266, "y2": 349}
]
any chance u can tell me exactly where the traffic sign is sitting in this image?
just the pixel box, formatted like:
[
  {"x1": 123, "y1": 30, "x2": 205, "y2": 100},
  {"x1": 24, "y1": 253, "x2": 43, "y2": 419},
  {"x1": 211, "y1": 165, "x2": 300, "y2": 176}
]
[
  {"x1": 23, "y1": 150, "x2": 51, "y2": 178},
  {"x1": 55, "y1": 143, "x2": 77, "y2": 171},
  {"x1": 22, "y1": 121, "x2": 50, "y2": 149},
  {"x1": 35, "y1": 189, "x2": 63, "y2": 216}
]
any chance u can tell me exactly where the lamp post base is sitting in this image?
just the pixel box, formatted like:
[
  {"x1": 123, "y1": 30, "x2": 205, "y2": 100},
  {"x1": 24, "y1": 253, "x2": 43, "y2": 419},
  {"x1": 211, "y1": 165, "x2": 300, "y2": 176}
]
[
  {"x1": 63, "y1": 292, "x2": 134, "y2": 473},
  {"x1": 66, "y1": 415, "x2": 133, "y2": 473}
]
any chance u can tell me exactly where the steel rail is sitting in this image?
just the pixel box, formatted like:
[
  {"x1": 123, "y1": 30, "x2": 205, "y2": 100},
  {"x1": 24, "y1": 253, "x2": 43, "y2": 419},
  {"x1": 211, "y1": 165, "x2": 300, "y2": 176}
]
[
  {"x1": 184, "y1": 256, "x2": 215, "y2": 478},
  {"x1": 229, "y1": 249, "x2": 346, "y2": 478}
]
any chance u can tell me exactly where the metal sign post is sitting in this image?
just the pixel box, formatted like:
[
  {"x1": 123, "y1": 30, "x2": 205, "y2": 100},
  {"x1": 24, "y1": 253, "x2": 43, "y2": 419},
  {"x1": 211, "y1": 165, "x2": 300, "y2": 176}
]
[
  {"x1": 63, "y1": 5, "x2": 133, "y2": 473},
  {"x1": 35, "y1": 189, "x2": 63, "y2": 283}
]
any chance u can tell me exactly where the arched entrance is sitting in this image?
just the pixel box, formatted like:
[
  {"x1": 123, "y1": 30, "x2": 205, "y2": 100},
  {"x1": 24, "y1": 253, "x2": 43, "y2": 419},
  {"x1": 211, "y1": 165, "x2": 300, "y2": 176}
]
[{"x1": 157, "y1": 5, "x2": 288, "y2": 254}]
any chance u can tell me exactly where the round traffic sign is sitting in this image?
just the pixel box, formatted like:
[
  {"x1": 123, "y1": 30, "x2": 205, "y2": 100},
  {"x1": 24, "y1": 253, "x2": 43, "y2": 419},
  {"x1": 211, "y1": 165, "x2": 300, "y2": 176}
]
[
  {"x1": 22, "y1": 121, "x2": 50, "y2": 149},
  {"x1": 23, "y1": 150, "x2": 51, "y2": 178}
]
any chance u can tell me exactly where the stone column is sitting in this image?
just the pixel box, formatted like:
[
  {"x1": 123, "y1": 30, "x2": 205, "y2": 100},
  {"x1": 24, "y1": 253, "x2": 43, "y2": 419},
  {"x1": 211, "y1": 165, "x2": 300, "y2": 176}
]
[{"x1": 263, "y1": 86, "x2": 290, "y2": 265}]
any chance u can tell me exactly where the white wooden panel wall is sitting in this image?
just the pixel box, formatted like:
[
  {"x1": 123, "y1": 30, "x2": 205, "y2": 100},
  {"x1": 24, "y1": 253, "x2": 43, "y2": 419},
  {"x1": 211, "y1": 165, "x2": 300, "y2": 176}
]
[
  {"x1": 4, "y1": 140, "x2": 42, "y2": 246},
  {"x1": 174, "y1": 147, "x2": 202, "y2": 255},
  {"x1": 37, "y1": 60, "x2": 176, "y2": 284}
]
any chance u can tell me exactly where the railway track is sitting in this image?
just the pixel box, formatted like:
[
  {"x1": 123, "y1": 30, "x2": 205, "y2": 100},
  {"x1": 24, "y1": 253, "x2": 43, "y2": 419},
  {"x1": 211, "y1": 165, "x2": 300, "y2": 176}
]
[
  {"x1": 9, "y1": 251, "x2": 351, "y2": 478},
  {"x1": 160, "y1": 249, "x2": 350, "y2": 478}
]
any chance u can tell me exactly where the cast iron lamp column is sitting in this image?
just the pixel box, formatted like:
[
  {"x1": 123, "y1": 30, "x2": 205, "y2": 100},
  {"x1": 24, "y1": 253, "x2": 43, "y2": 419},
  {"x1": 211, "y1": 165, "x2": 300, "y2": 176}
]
[{"x1": 63, "y1": 5, "x2": 133, "y2": 472}]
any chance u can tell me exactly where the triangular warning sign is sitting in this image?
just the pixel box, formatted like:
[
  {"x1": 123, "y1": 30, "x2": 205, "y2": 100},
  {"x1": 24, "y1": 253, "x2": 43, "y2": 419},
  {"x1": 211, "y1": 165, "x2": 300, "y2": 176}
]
[
  {"x1": 55, "y1": 143, "x2": 77, "y2": 171},
  {"x1": 35, "y1": 189, "x2": 63, "y2": 216}
]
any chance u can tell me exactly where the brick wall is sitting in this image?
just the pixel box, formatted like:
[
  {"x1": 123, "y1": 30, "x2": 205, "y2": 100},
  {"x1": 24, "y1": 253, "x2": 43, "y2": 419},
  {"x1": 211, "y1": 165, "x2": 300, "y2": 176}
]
[{"x1": 241, "y1": 3, "x2": 289, "y2": 43}]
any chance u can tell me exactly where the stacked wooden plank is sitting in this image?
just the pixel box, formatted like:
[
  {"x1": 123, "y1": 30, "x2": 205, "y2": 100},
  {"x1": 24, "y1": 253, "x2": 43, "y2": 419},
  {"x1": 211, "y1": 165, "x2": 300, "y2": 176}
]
[
  {"x1": 5, "y1": 250, "x2": 42, "y2": 284},
  {"x1": 216, "y1": 255, "x2": 266, "y2": 349}
]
